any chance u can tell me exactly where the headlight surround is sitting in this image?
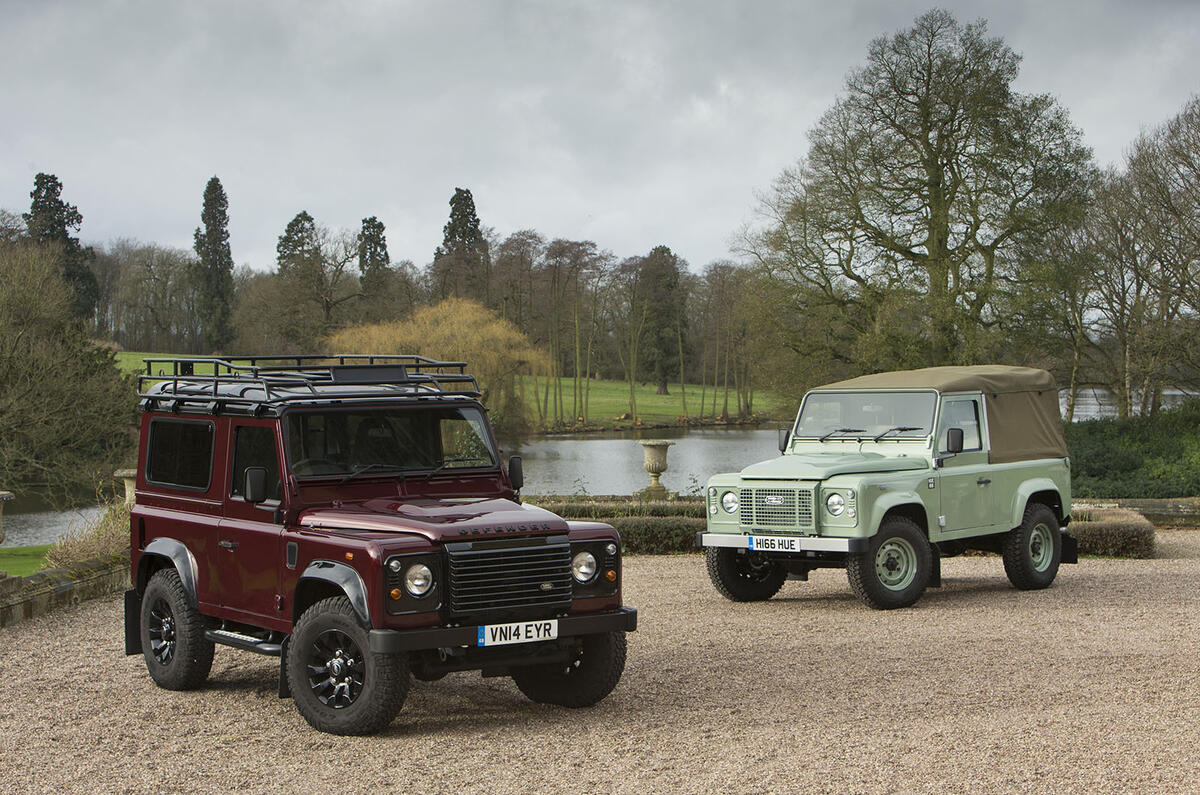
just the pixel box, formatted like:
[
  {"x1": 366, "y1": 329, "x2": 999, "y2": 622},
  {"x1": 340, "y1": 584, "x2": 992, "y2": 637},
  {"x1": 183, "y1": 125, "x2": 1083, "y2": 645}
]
[
  {"x1": 721, "y1": 491, "x2": 739, "y2": 513},
  {"x1": 572, "y1": 551, "x2": 598, "y2": 583},
  {"x1": 826, "y1": 492, "x2": 846, "y2": 516},
  {"x1": 404, "y1": 563, "x2": 434, "y2": 596}
]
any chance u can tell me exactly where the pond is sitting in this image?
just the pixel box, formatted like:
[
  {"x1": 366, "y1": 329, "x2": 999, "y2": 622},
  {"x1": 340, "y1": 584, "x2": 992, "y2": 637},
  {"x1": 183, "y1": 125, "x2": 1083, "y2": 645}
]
[{"x1": 0, "y1": 426, "x2": 783, "y2": 548}]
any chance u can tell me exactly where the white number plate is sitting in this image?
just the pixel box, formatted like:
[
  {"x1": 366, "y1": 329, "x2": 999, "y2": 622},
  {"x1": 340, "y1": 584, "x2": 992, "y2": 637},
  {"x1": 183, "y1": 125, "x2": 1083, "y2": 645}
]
[
  {"x1": 747, "y1": 535, "x2": 803, "y2": 552},
  {"x1": 476, "y1": 619, "x2": 559, "y2": 647}
]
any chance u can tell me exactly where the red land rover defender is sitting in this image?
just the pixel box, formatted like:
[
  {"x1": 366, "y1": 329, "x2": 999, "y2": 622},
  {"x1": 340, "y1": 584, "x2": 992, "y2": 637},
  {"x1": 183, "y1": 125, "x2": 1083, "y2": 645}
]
[{"x1": 123, "y1": 356, "x2": 636, "y2": 735}]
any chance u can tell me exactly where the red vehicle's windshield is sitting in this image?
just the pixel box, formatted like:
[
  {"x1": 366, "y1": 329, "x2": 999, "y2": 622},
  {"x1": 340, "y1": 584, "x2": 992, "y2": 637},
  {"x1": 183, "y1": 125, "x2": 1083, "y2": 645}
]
[{"x1": 283, "y1": 406, "x2": 497, "y2": 479}]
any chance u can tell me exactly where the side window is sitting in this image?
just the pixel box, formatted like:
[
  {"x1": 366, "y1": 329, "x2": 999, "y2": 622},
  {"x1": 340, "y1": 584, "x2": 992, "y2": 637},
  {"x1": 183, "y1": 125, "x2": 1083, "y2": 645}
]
[
  {"x1": 146, "y1": 420, "x2": 214, "y2": 490},
  {"x1": 231, "y1": 426, "x2": 282, "y2": 501},
  {"x1": 940, "y1": 399, "x2": 982, "y2": 452}
]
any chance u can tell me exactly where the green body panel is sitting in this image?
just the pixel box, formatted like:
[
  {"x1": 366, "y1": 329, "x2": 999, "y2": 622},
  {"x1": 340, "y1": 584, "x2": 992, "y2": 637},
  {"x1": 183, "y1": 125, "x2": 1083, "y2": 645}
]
[{"x1": 705, "y1": 390, "x2": 1071, "y2": 544}]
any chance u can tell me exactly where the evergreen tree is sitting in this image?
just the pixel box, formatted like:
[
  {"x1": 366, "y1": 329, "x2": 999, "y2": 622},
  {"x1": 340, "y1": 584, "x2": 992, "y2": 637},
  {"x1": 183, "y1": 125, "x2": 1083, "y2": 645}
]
[
  {"x1": 192, "y1": 176, "x2": 235, "y2": 352},
  {"x1": 276, "y1": 210, "x2": 322, "y2": 282},
  {"x1": 638, "y1": 245, "x2": 687, "y2": 394},
  {"x1": 23, "y1": 172, "x2": 98, "y2": 320},
  {"x1": 358, "y1": 215, "x2": 390, "y2": 296},
  {"x1": 430, "y1": 187, "x2": 489, "y2": 301}
]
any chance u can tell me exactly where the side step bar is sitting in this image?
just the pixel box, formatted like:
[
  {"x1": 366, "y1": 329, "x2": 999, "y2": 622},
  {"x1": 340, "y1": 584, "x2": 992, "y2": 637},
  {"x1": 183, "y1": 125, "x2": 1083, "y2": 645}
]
[{"x1": 205, "y1": 629, "x2": 283, "y2": 657}]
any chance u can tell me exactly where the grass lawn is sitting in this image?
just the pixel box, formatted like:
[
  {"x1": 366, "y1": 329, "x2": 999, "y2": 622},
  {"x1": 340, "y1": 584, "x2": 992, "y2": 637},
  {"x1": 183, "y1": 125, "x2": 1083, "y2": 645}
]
[
  {"x1": 115, "y1": 352, "x2": 790, "y2": 428},
  {"x1": 519, "y1": 376, "x2": 789, "y2": 427},
  {"x1": 0, "y1": 544, "x2": 51, "y2": 577}
]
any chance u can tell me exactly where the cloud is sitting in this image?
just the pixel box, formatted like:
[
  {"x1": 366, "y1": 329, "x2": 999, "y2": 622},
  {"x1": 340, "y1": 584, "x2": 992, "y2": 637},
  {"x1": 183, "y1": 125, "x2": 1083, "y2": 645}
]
[{"x1": 2, "y1": 0, "x2": 1198, "y2": 271}]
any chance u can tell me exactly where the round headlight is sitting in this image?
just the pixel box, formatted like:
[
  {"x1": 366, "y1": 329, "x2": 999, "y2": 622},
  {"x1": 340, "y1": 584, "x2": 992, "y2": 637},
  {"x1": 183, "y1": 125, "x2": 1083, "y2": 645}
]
[
  {"x1": 826, "y1": 493, "x2": 845, "y2": 516},
  {"x1": 404, "y1": 563, "x2": 434, "y2": 596},
  {"x1": 572, "y1": 551, "x2": 597, "y2": 583},
  {"x1": 721, "y1": 491, "x2": 739, "y2": 513}
]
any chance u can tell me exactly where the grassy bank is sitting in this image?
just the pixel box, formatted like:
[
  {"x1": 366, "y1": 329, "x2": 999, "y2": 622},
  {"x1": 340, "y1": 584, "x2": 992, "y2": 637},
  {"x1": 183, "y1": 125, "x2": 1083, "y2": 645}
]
[
  {"x1": 0, "y1": 544, "x2": 51, "y2": 577},
  {"x1": 116, "y1": 351, "x2": 787, "y2": 430}
]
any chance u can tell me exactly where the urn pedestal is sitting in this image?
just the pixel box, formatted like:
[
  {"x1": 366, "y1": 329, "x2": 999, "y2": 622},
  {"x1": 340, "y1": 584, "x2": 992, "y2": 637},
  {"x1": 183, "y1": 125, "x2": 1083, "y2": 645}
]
[
  {"x1": 0, "y1": 490, "x2": 13, "y2": 578},
  {"x1": 637, "y1": 440, "x2": 676, "y2": 499}
]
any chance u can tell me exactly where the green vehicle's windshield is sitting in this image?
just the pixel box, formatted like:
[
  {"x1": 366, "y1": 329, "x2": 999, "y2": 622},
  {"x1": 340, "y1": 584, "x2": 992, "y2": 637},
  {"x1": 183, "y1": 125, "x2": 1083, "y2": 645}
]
[
  {"x1": 284, "y1": 406, "x2": 497, "y2": 478},
  {"x1": 794, "y1": 391, "x2": 936, "y2": 441}
]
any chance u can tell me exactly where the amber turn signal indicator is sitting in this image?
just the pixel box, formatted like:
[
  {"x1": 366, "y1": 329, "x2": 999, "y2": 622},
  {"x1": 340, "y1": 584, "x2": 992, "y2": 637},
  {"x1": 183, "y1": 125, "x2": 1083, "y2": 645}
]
[
  {"x1": 345, "y1": 552, "x2": 354, "y2": 561},
  {"x1": 605, "y1": 570, "x2": 617, "y2": 582},
  {"x1": 389, "y1": 588, "x2": 402, "y2": 600}
]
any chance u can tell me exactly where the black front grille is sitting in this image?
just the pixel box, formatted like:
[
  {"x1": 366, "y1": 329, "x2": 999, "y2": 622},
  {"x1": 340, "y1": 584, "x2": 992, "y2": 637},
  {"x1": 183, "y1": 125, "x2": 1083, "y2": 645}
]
[{"x1": 447, "y1": 540, "x2": 573, "y2": 617}]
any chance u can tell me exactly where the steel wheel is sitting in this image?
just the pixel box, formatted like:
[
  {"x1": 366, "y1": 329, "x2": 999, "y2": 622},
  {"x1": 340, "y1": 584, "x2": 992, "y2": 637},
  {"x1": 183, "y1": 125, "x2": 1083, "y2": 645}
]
[
  {"x1": 146, "y1": 597, "x2": 177, "y2": 666},
  {"x1": 1029, "y1": 521, "x2": 1054, "y2": 572},
  {"x1": 305, "y1": 629, "x2": 366, "y2": 709},
  {"x1": 874, "y1": 537, "x2": 917, "y2": 591}
]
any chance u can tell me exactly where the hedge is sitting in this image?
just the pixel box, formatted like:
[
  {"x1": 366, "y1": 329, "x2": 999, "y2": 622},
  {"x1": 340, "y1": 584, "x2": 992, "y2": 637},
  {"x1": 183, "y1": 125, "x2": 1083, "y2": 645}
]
[
  {"x1": 1070, "y1": 507, "x2": 1157, "y2": 559},
  {"x1": 525, "y1": 497, "x2": 705, "y2": 519},
  {"x1": 1066, "y1": 399, "x2": 1200, "y2": 498}
]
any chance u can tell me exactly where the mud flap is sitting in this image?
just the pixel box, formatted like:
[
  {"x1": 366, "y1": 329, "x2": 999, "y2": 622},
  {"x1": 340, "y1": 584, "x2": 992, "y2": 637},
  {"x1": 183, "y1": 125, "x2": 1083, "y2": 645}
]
[
  {"x1": 928, "y1": 547, "x2": 942, "y2": 588},
  {"x1": 1061, "y1": 532, "x2": 1079, "y2": 564},
  {"x1": 124, "y1": 589, "x2": 142, "y2": 655},
  {"x1": 278, "y1": 635, "x2": 291, "y2": 699}
]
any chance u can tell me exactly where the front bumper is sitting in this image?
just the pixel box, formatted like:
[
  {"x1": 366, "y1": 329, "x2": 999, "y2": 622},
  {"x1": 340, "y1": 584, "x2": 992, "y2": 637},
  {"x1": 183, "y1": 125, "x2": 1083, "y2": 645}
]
[
  {"x1": 368, "y1": 606, "x2": 638, "y2": 654},
  {"x1": 697, "y1": 532, "x2": 866, "y2": 554}
]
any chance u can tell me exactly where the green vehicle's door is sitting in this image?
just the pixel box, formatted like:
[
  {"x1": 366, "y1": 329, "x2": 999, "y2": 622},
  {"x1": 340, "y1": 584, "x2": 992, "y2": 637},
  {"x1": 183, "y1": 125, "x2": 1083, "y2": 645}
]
[{"x1": 935, "y1": 396, "x2": 999, "y2": 536}]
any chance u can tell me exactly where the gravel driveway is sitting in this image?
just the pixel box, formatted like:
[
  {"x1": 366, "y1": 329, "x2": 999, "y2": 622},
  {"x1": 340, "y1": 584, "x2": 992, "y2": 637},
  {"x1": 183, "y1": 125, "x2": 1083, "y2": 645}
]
[{"x1": 3, "y1": 532, "x2": 1200, "y2": 794}]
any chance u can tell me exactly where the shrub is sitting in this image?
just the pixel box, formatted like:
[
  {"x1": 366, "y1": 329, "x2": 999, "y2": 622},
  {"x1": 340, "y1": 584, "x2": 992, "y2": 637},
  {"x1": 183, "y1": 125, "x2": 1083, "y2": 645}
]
[
  {"x1": 609, "y1": 517, "x2": 707, "y2": 554},
  {"x1": 526, "y1": 498, "x2": 705, "y2": 519},
  {"x1": 1070, "y1": 507, "x2": 1156, "y2": 559},
  {"x1": 44, "y1": 502, "x2": 131, "y2": 570},
  {"x1": 1066, "y1": 400, "x2": 1200, "y2": 498}
]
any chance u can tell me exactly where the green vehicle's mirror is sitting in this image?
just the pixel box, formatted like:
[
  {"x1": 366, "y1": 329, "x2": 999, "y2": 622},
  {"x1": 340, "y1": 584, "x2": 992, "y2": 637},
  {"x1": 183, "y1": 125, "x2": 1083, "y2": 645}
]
[
  {"x1": 778, "y1": 428, "x2": 789, "y2": 454},
  {"x1": 945, "y1": 427, "x2": 964, "y2": 455}
]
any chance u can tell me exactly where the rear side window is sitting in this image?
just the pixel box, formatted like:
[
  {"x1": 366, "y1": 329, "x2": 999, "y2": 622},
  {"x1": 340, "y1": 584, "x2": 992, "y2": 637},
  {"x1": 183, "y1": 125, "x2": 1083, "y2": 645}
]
[{"x1": 146, "y1": 419, "x2": 214, "y2": 490}]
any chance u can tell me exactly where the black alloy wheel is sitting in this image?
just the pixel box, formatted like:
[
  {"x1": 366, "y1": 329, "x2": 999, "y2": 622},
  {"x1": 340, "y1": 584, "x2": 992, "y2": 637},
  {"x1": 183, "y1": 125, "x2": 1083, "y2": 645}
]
[
  {"x1": 305, "y1": 628, "x2": 366, "y2": 709},
  {"x1": 146, "y1": 597, "x2": 177, "y2": 666}
]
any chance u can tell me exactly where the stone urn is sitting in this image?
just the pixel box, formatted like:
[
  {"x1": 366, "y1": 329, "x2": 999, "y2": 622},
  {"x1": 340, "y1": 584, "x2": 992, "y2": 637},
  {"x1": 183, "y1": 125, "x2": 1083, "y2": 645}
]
[
  {"x1": 114, "y1": 469, "x2": 138, "y2": 506},
  {"x1": 637, "y1": 440, "x2": 676, "y2": 499},
  {"x1": 0, "y1": 490, "x2": 13, "y2": 576}
]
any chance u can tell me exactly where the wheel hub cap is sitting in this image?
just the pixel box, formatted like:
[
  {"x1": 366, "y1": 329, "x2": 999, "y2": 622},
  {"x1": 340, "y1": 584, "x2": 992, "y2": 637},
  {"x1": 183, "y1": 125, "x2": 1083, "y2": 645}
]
[{"x1": 875, "y1": 538, "x2": 917, "y2": 590}]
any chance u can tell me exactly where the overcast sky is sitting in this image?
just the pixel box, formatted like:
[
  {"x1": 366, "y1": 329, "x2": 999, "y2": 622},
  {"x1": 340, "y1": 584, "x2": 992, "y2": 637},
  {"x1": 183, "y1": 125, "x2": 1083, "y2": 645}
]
[{"x1": 2, "y1": 0, "x2": 1198, "y2": 271}]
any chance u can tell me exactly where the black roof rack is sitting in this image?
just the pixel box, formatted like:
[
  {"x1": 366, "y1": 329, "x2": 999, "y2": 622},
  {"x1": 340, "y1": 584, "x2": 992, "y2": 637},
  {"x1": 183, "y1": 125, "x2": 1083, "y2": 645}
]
[{"x1": 138, "y1": 355, "x2": 482, "y2": 414}]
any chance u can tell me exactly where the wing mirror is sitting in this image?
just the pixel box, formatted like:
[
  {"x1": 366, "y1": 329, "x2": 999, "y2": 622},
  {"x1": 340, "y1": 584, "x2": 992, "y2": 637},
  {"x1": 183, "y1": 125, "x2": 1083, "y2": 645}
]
[
  {"x1": 778, "y1": 428, "x2": 790, "y2": 454},
  {"x1": 507, "y1": 455, "x2": 524, "y2": 491},
  {"x1": 945, "y1": 427, "x2": 964, "y2": 455},
  {"x1": 244, "y1": 467, "x2": 268, "y2": 504}
]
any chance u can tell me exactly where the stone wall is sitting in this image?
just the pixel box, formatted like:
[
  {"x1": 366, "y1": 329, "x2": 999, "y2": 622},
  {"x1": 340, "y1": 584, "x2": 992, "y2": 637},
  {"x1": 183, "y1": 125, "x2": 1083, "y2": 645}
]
[{"x1": 0, "y1": 555, "x2": 130, "y2": 629}]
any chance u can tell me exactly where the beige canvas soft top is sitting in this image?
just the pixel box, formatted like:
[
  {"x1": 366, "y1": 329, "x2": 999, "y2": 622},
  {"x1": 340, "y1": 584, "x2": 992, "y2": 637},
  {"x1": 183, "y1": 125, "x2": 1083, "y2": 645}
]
[{"x1": 811, "y1": 365, "x2": 1067, "y2": 464}]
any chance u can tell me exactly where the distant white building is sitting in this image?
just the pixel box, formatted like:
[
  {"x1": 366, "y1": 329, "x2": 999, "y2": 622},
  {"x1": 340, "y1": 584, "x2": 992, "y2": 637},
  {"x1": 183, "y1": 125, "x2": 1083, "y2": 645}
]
[{"x1": 1060, "y1": 387, "x2": 1199, "y2": 421}]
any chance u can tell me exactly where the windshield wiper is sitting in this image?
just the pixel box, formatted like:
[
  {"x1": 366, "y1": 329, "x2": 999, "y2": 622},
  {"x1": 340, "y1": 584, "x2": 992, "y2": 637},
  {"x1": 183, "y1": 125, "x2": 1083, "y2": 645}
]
[
  {"x1": 423, "y1": 456, "x2": 490, "y2": 480},
  {"x1": 873, "y1": 426, "x2": 922, "y2": 442},
  {"x1": 338, "y1": 463, "x2": 404, "y2": 485},
  {"x1": 819, "y1": 427, "x2": 864, "y2": 442}
]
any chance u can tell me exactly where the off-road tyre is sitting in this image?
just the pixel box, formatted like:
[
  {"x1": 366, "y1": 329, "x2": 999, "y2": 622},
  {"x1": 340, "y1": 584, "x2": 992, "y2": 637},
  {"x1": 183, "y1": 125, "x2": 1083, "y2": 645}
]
[
  {"x1": 1003, "y1": 503, "x2": 1062, "y2": 590},
  {"x1": 511, "y1": 631, "x2": 627, "y2": 707},
  {"x1": 705, "y1": 547, "x2": 787, "y2": 602},
  {"x1": 847, "y1": 516, "x2": 932, "y2": 610},
  {"x1": 140, "y1": 568, "x2": 215, "y2": 690},
  {"x1": 287, "y1": 596, "x2": 409, "y2": 735}
]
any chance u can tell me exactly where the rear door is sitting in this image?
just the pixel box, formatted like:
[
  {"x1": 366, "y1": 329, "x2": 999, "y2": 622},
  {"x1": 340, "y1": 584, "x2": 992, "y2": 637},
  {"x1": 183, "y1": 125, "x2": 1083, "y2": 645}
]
[{"x1": 216, "y1": 420, "x2": 286, "y2": 623}]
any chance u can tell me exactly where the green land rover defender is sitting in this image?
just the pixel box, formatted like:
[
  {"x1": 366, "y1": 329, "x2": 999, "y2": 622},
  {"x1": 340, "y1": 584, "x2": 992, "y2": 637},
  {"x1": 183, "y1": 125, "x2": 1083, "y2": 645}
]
[{"x1": 698, "y1": 365, "x2": 1077, "y2": 609}]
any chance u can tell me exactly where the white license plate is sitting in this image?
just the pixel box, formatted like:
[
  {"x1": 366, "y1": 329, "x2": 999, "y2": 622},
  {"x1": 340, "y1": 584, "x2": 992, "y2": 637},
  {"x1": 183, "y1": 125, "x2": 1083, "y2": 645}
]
[
  {"x1": 747, "y1": 535, "x2": 803, "y2": 552},
  {"x1": 476, "y1": 619, "x2": 559, "y2": 647}
]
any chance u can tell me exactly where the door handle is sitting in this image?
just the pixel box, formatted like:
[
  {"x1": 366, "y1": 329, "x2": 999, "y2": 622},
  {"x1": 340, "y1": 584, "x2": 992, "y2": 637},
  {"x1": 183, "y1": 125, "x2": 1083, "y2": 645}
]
[
  {"x1": 976, "y1": 478, "x2": 991, "y2": 486},
  {"x1": 218, "y1": 540, "x2": 238, "y2": 550}
]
